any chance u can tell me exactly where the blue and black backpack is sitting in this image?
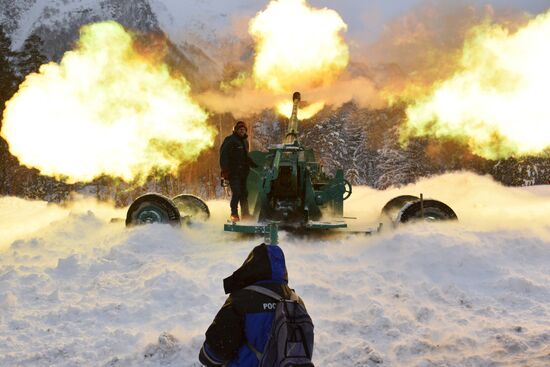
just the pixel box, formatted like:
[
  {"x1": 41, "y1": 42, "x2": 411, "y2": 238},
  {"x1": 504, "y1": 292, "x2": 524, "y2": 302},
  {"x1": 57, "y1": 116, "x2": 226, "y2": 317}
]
[{"x1": 245, "y1": 285, "x2": 315, "y2": 367}]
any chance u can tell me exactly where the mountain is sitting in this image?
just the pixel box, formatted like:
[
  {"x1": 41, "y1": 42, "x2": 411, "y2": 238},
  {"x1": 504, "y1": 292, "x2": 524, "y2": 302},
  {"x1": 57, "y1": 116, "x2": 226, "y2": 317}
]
[
  {"x1": 0, "y1": 0, "x2": 220, "y2": 88},
  {"x1": 3, "y1": 0, "x2": 159, "y2": 56},
  {"x1": 0, "y1": 0, "x2": 36, "y2": 36}
]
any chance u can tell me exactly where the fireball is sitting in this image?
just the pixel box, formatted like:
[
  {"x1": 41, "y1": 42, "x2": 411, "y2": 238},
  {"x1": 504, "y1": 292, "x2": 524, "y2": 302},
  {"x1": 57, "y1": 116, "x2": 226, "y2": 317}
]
[
  {"x1": 249, "y1": 0, "x2": 349, "y2": 93},
  {"x1": 1, "y1": 21, "x2": 215, "y2": 183},
  {"x1": 276, "y1": 100, "x2": 325, "y2": 120},
  {"x1": 404, "y1": 10, "x2": 550, "y2": 159}
]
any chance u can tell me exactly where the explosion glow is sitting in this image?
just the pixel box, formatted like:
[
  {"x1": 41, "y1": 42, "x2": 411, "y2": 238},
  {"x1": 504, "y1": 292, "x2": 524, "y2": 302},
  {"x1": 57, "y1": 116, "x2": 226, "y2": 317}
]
[
  {"x1": 404, "y1": 10, "x2": 550, "y2": 159},
  {"x1": 276, "y1": 100, "x2": 325, "y2": 120},
  {"x1": 249, "y1": 0, "x2": 349, "y2": 93},
  {"x1": 1, "y1": 21, "x2": 215, "y2": 183}
]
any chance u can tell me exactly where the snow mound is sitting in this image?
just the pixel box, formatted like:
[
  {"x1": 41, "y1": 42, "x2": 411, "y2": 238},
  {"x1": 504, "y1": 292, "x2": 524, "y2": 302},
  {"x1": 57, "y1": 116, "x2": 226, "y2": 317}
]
[{"x1": 0, "y1": 173, "x2": 549, "y2": 366}]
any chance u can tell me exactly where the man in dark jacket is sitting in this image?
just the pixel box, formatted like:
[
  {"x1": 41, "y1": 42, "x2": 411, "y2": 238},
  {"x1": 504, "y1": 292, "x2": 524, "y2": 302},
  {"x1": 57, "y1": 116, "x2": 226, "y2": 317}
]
[
  {"x1": 220, "y1": 120, "x2": 257, "y2": 222},
  {"x1": 199, "y1": 244, "x2": 307, "y2": 367}
]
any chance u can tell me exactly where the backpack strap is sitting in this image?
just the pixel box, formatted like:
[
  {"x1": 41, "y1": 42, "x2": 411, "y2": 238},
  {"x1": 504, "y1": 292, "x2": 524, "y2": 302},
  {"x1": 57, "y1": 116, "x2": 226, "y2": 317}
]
[
  {"x1": 243, "y1": 286, "x2": 282, "y2": 362},
  {"x1": 244, "y1": 285, "x2": 284, "y2": 301},
  {"x1": 246, "y1": 341, "x2": 263, "y2": 361},
  {"x1": 243, "y1": 285, "x2": 306, "y2": 363}
]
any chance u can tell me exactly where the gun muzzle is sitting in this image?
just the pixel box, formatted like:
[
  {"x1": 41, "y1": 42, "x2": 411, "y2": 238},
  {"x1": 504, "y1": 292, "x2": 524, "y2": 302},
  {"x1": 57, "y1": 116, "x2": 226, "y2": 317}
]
[{"x1": 285, "y1": 91, "x2": 301, "y2": 145}]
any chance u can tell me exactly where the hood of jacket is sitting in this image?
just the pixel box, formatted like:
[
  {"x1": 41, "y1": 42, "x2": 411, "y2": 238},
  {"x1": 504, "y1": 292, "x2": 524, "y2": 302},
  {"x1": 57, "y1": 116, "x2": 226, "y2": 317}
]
[{"x1": 223, "y1": 244, "x2": 288, "y2": 294}]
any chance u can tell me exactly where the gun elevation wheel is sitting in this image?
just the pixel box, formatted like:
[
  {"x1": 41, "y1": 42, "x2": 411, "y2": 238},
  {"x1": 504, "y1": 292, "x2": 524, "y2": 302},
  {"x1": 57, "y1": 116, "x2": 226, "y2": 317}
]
[
  {"x1": 172, "y1": 194, "x2": 210, "y2": 222},
  {"x1": 396, "y1": 199, "x2": 458, "y2": 223},
  {"x1": 342, "y1": 179, "x2": 352, "y2": 200},
  {"x1": 125, "y1": 193, "x2": 181, "y2": 227}
]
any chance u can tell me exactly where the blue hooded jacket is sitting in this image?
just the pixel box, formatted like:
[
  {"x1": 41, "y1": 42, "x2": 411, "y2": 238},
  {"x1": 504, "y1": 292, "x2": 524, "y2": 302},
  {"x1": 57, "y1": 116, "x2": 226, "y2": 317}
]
[{"x1": 199, "y1": 244, "x2": 302, "y2": 367}]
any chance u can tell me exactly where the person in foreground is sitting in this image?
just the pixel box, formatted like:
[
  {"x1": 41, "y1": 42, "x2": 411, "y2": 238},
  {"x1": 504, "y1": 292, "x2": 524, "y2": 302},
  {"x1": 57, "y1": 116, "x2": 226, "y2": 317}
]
[
  {"x1": 199, "y1": 243, "x2": 314, "y2": 367},
  {"x1": 220, "y1": 120, "x2": 257, "y2": 223}
]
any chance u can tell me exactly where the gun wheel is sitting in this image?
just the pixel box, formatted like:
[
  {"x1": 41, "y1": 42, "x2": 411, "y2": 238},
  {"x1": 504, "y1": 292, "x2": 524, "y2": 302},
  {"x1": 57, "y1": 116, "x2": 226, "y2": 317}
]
[
  {"x1": 381, "y1": 195, "x2": 419, "y2": 223},
  {"x1": 126, "y1": 193, "x2": 181, "y2": 227},
  {"x1": 397, "y1": 199, "x2": 458, "y2": 223},
  {"x1": 172, "y1": 194, "x2": 210, "y2": 222}
]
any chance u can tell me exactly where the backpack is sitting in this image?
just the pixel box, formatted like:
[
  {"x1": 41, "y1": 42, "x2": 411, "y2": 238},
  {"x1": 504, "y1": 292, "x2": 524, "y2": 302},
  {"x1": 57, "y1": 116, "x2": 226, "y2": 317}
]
[{"x1": 244, "y1": 285, "x2": 315, "y2": 367}]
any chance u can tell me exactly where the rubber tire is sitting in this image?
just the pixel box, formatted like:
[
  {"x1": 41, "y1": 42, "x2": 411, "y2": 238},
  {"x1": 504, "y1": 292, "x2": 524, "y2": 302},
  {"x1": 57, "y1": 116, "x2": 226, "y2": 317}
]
[
  {"x1": 172, "y1": 194, "x2": 210, "y2": 222},
  {"x1": 397, "y1": 199, "x2": 458, "y2": 223},
  {"x1": 380, "y1": 195, "x2": 419, "y2": 222},
  {"x1": 125, "y1": 193, "x2": 181, "y2": 227}
]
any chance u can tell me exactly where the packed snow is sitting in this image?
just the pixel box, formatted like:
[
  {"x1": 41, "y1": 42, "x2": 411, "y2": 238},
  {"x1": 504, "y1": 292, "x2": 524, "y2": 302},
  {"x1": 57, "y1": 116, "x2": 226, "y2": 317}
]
[
  {"x1": 9, "y1": 0, "x2": 104, "y2": 48},
  {"x1": 1, "y1": 172, "x2": 549, "y2": 366}
]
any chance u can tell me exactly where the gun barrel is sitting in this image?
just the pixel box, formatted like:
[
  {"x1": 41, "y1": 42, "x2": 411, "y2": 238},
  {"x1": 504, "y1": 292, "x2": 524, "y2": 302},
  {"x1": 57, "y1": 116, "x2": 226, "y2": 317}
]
[{"x1": 284, "y1": 92, "x2": 301, "y2": 144}]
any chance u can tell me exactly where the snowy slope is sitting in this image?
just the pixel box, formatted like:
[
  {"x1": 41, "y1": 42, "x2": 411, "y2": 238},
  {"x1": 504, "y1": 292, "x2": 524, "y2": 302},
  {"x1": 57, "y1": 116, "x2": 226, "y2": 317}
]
[
  {"x1": 150, "y1": 0, "x2": 257, "y2": 84},
  {"x1": 8, "y1": 0, "x2": 102, "y2": 48},
  {"x1": 0, "y1": 0, "x2": 223, "y2": 86},
  {"x1": 0, "y1": 0, "x2": 162, "y2": 62},
  {"x1": 150, "y1": 0, "x2": 250, "y2": 44},
  {"x1": 1, "y1": 0, "x2": 159, "y2": 48},
  {"x1": 0, "y1": 172, "x2": 549, "y2": 366}
]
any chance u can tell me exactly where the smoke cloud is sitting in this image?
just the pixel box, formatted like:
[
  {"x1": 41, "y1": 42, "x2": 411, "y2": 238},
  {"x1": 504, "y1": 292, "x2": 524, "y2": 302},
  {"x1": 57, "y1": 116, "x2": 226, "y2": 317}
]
[
  {"x1": 195, "y1": 1, "x2": 537, "y2": 118},
  {"x1": 196, "y1": 75, "x2": 384, "y2": 117},
  {"x1": 365, "y1": 3, "x2": 527, "y2": 95}
]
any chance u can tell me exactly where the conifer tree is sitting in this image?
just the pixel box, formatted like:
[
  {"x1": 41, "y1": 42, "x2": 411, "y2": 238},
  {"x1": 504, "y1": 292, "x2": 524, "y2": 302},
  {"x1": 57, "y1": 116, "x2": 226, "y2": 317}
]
[
  {"x1": 0, "y1": 25, "x2": 17, "y2": 194},
  {"x1": 0, "y1": 25, "x2": 16, "y2": 116},
  {"x1": 16, "y1": 33, "x2": 47, "y2": 83}
]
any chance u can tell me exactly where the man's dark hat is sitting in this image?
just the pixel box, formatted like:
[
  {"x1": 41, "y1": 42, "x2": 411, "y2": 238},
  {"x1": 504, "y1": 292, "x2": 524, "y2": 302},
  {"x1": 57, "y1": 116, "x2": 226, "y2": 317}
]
[{"x1": 233, "y1": 120, "x2": 247, "y2": 132}]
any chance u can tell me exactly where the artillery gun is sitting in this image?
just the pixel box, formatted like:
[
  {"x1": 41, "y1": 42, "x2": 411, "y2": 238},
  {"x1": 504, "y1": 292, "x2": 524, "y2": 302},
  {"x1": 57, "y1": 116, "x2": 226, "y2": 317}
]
[
  {"x1": 225, "y1": 92, "x2": 353, "y2": 234},
  {"x1": 125, "y1": 92, "x2": 458, "y2": 234}
]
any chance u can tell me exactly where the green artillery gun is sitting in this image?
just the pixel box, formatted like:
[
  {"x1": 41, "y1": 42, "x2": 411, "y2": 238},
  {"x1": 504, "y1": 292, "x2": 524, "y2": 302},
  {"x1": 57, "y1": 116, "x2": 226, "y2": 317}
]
[
  {"x1": 225, "y1": 92, "x2": 353, "y2": 234},
  {"x1": 125, "y1": 92, "x2": 458, "y2": 235}
]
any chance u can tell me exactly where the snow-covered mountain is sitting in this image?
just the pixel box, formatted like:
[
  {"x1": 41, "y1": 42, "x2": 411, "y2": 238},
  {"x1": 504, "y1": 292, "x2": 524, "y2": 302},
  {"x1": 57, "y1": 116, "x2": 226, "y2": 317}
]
[
  {"x1": 0, "y1": 0, "x2": 221, "y2": 84},
  {"x1": 2, "y1": 0, "x2": 159, "y2": 56},
  {"x1": 149, "y1": 0, "x2": 256, "y2": 78}
]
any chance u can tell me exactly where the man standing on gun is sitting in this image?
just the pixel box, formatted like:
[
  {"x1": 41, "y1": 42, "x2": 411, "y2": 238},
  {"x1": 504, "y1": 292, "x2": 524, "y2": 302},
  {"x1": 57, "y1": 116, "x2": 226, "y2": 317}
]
[{"x1": 220, "y1": 121, "x2": 257, "y2": 222}]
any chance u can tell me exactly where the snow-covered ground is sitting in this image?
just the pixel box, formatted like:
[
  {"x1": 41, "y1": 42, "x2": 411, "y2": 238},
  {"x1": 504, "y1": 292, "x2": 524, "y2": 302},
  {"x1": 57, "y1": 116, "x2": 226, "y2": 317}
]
[{"x1": 1, "y1": 172, "x2": 549, "y2": 366}]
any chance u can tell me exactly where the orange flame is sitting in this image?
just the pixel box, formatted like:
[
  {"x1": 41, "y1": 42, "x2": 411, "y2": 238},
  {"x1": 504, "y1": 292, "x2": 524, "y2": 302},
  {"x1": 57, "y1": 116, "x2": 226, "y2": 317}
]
[
  {"x1": 276, "y1": 100, "x2": 325, "y2": 119},
  {"x1": 1, "y1": 21, "x2": 215, "y2": 183},
  {"x1": 404, "y1": 10, "x2": 550, "y2": 159},
  {"x1": 249, "y1": 0, "x2": 349, "y2": 94}
]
